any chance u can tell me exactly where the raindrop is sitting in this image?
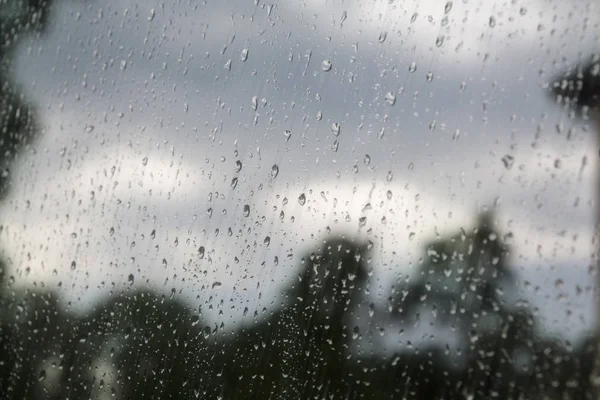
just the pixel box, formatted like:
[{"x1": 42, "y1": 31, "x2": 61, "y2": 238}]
[
  {"x1": 519, "y1": 7, "x2": 527, "y2": 15},
  {"x1": 128, "y1": 274, "x2": 134, "y2": 285},
  {"x1": 212, "y1": 281, "x2": 222, "y2": 289},
  {"x1": 502, "y1": 155, "x2": 514, "y2": 170},
  {"x1": 120, "y1": 60, "x2": 127, "y2": 70},
  {"x1": 298, "y1": 193, "x2": 306, "y2": 206},
  {"x1": 364, "y1": 154, "x2": 371, "y2": 165},
  {"x1": 489, "y1": 16, "x2": 496, "y2": 27},
  {"x1": 235, "y1": 160, "x2": 243, "y2": 172},
  {"x1": 284, "y1": 130, "x2": 292, "y2": 142},
  {"x1": 378, "y1": 31, "x2": 388, "y2": 43},
  {"x1": 224, "y1": 59, "x2": 232, "y2": 70},
  {"x1": 240, "y1": 48, "x2": 249, "y2": 62},
  {"x1": 331, "y1": 123, "x2": 341, "y2": 136},
  {"x1": 435, "y1": 35, "x2": 445, "y2": 47},
  {"x1": 386, "y1": 171, "x2": 393, "y2": 182},
  {"x1": 38, "y1": 370, "x2": 46, "y2": 382},
  {"x1": 408, "y1": 62, "x2": 417, "y2": 73},
  {"x1": 231, "y1": 177, "x2": 238, "y2": 189},
  {"x1": 359, "y1": 217, "x2": 367, "y2": 227},
  {"x1": 70, "y1": 261, "x2": 76, "y2": 271},
  {"x1": 251, "y1": 96, "x2": 258, "y2": 111},
  {"x1": 142, "y1": 156, "x2": 148, "y2": 166},
  {"x1": 271, "y1": 164, "x2": 279, "y2": 178},
  {"x1": 426, "y1": 71, "x2": 434, "y2": 82},
  {"x1": 321, "y1": 60, "x2": 332, "y2": 72},
  {"x1": 444, "y1": 1, "x2": 453, "y2": 13},
  {"x1": 264, "y1": 236, "x2": 271, "y2": 246},
  {"x1": 385, "y1": 92, "x2": 396, "y2": 106},
  {"x1": 243, "y1": 205, "x2": 251, "y2": 217},
  {"x1": 316, "y1": 111, "x2": 323, "y2": 120},
  {"x1": 340, "y1": 10, "x2": 347, "y2": 26}
]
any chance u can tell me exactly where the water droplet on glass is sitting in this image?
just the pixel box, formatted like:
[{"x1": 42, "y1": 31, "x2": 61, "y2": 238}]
[
  {"x1": 298, "y1": 193, "x2": 306, "y2": 206},
  {"x1": 38, "y1": 370, "x2": 46, "y2": 382},
  {"x1": 212, "y1": 281, "x2": 222, "y2": 289},
  {"x1": 243, "y1": 204, "x2": 251, "y2": 217},
  {"x1": 224, "y1": 59, "x2": 232, "y2": 70},
  {"x1": 502, "y1": 155, "x2": 514, "y2": 170},
  {"x1": 251, "y1": 96, "x2": 258, "y2": 111},
  {"x1": 410, "y1": 13, "x2": 418, "y2": 23},
  {"x1": 230, "y1": 177, "x2": 238, "y2": 189},
  {"x1": 340, "y1": 10, "x2": 347, "y2": 26},
  {"x1": 489, "y1": 16, "x2": 496, "y2": 28},
  {"x1": 128, "y1": 274, "x2": 134, "y2": 285},
  {"x1": 408, "y1": 62, "x2": 417, "y2": 73},
  {"x1": 120, "y1": 60, "x2": 127, "y2": 70},
  {"x1": 426, "y1": 71, "x2": 434, "y2": 82},
  {"x1": 271, "y1": 164, "x2": 279, "y2": 178},
  {"x1": 264, "y1": 236, "x2": 271, "y2": 246},
  {"x1": 444, "y1": 1, "x2": 453, "y2": 13},
  {"x1": 364, "y1": 154, "x2": 371, "y2": 165},
  {"x1": 435, "y1": 35, "x2": 445, "y2": 47},
  {"x1": 240, "y1": 48, "x2": 249, "y2": 62},
  {"x1": 316, "y1": 111, "x2": 323, "y2": 120},
  {"x1": 284, "y1": 130, "x2": 292, "y2": 142},
  {"x1": 378, "y1": 31, "x2": 388, "y2": 43},
  {"x1": 198, "y1": 246, "x2": 205, "y2": 259},
  {"x1": 386, "y1": 171, "x2": 393, "y2": 182},
  {"x1": 519, "y1": 7, "x2": 527, "y2": 15},
  {"x1": 331, "y1": 123, "x2": 341, "y2": 136},
  {"x1": 321, "y1": 60, "x2": 332, "y2": 72},
  {"x1": 385, "y1": 92, "x2": 396, "y2": 106},
  {"x1": 70, "y1": 261, "x2": 76, "y2": 271},
  {"x1": 235, "y1": 160, "x2": 243, "y2": 172}
]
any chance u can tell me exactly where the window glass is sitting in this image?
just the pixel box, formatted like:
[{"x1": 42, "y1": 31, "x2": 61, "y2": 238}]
[{"x1": 0, "y1": 0, "x2": 598, "y2": 398}]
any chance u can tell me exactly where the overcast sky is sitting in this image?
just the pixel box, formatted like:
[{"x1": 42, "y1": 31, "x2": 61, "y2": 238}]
[{"x1": 0, "y1": 0, "x2": 598, "y2": 347}]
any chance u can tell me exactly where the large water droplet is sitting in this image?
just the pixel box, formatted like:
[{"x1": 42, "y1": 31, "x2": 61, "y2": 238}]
[
  {"x1": 240, "y1": 48, "x2": 249, "y2": 62},
  {"x1": 435, "y1": 35, "x2": 445, "y2": 47},
  {"x1": 271, "y1": 164, "x2": 279, "y2": 178},
  {"x1": 298, "y1": 193, "x2": 306, "y2": 206},
  {"x1": 444, "y1": 1, "x2": 453, "y2": 13},
  {"x1": 224, "y1": 59, "x2": 232, "y2": 70},
  {"x1": 408, "y1": 62, "x2": 417, "y2": 73},
  {"x1": 321, "y1": 60, "x2": 333, "y2": 72},
  {"x1": 378, "y1": 31, "x2": 388, "y2": 43},
  {"x1": 243, "y1": 204, "x2": 251, "y2": 217},
  {"x1": 502, "y1": 155, "x2": 514, "y2": 170},
  {"x1": 251, "y1": 96, "x2": 258, "y2": 111},
  {"x1": 331, "y1": 123, "x2": 341, "y2": 136},
  {"x1": 385, "y1": 92, "x2": 396, "y2": 106}
]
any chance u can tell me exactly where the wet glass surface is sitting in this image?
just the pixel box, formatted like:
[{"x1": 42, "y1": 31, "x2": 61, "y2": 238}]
[{"x1": 0, "y1": 0, "x2": 598, "y2": 398}]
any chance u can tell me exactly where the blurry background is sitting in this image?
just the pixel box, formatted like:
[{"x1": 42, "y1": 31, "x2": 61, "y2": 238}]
[{"x1": 0, "y1": 0, "x2": 598, "y2": 399}]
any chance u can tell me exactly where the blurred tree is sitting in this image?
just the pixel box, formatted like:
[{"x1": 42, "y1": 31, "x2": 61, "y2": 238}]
[
  {"x1": 86, "y1": 290, "x2": 209, "y2": 399},
  {"x1": 550, "y1": 53, "x2": 600, "y2": 396},
  {"x1": 220, "y1": 237, "x2": 370, "y2": 399}
]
